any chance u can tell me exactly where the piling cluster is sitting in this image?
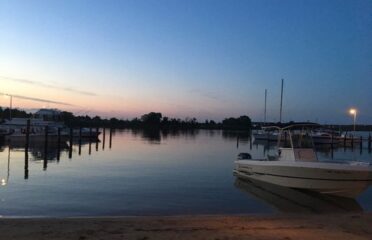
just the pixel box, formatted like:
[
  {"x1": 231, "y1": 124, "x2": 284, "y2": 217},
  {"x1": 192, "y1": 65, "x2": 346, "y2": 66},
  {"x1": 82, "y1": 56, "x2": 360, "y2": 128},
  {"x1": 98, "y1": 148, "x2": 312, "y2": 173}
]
[{"x1": 23, "y1": 120, "x2": 114, "y2": 179}]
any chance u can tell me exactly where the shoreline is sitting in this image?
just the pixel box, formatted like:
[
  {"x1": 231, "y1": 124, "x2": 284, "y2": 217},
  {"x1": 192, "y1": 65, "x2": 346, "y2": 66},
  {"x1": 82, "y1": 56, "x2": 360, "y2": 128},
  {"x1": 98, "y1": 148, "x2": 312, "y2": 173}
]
[{"x1": 0, "y1": 213, "x2": 371, "y2": 240}]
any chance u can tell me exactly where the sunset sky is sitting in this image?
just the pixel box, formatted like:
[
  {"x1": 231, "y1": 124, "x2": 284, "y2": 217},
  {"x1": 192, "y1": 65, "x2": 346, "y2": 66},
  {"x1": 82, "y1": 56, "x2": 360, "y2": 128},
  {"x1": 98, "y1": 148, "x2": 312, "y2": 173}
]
[{"x1": 0, "y1": 0, "x2": 371, "y2": 123}]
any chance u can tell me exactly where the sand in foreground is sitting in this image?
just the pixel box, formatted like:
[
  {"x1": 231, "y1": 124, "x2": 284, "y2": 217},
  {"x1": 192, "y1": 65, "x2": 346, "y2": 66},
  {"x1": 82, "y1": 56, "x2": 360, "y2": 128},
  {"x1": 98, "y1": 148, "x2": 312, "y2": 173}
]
[{"x1": 0, "y1": 214, "x2": 371, "y2": 240}]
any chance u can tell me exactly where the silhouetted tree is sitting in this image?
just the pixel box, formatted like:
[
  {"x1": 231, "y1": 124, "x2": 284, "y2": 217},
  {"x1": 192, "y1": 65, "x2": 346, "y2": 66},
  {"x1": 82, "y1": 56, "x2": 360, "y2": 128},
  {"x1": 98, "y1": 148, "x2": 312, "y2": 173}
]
[
  {"x1": 222, "y1": 115, "x2": 252, "y2": 129},
  {"x1": 141, "y1": 112, "x2": 162, "y2": 126},
  {"x1": 0, "y1": 107, "x2": 31, "y2": 120}
]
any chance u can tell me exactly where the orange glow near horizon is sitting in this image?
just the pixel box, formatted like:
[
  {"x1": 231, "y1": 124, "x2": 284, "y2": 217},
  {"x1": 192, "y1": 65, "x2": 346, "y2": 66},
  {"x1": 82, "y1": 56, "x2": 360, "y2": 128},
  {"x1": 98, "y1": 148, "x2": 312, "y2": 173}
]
[
  {"x1": 0, "y1": 72, "x2": 259, "y2": 121},
  {"x1": 0, "y1": 79, "x2": 202, "y2": 119}
]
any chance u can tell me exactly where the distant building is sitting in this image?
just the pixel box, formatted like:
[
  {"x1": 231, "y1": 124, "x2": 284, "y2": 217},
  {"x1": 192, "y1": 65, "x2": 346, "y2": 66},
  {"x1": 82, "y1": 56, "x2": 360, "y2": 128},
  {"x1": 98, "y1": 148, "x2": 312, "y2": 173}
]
[{"x1": 35, "y1": 109, "x2": 61, "y2": 121}]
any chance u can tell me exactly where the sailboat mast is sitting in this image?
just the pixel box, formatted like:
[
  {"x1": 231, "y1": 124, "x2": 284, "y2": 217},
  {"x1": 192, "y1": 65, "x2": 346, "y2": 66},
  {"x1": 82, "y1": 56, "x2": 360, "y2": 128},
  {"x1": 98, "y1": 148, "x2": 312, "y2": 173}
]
[
  {"x1": 279, "y1": 79, "x2": 284, "y2": 123},
  {"x1": 264, "y1": 89, "x2": 267, "y2": 125}
]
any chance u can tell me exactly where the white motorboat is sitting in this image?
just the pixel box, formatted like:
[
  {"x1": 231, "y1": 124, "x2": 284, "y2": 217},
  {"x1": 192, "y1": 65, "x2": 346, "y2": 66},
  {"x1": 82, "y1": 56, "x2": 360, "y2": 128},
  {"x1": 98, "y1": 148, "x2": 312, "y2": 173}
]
[
  {"x1": 234, "y1": 124, "x2": 372, "y2": 198},
  {"x1": 0, "y1": 118, "x2": 67, "y2": 141},
  {"x1": 253, "y1": 129, "x2": 279, "y2": 141},
  {"x1": 310, "y1": 130, "x2": 340, "y2": 145}
]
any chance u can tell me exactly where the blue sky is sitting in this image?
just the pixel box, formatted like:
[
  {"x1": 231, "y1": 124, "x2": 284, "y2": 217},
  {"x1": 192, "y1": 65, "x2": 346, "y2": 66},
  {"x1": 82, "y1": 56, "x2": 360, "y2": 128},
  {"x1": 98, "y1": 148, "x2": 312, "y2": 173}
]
[{"x1": 0, "y1": 0, "x2": 371, "y2": 123}]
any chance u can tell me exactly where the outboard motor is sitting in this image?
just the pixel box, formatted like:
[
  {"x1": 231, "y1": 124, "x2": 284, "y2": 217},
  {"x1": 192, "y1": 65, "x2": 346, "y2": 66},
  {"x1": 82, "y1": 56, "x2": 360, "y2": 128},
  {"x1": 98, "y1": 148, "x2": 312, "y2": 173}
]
[{"x1": 237, "y1": 152, "x2": 252, "y2": 160}]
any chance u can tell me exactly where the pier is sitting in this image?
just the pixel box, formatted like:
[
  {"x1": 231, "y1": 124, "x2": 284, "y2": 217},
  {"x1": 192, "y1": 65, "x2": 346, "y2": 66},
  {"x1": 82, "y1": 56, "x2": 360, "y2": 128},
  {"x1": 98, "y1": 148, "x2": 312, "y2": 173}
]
[{"x1": 17, "y1": 124, "x2": 114, "y2": 176}]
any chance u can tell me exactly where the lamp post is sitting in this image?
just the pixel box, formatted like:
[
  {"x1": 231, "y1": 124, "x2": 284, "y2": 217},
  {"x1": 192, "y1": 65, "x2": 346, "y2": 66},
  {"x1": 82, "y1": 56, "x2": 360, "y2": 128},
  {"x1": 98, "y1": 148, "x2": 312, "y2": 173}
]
[{"x1": 349, "y1": 108, "x2": 357, "y2": 133}]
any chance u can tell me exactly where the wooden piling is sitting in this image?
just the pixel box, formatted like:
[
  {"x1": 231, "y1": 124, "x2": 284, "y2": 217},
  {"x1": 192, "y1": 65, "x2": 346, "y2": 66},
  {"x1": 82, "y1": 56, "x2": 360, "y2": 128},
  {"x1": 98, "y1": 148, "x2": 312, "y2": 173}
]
[
  {"x1": 43, "y1": 157, "x2": 47, "y2": 170},
  {"x1": 57, "y1": 128, "x2": 61, "y2": 162},
  {"x1": 44, "y1": 126, "x2": 48, "y2": 150},
  {"x1": 102, "y1": 128, "x2": 106, "y2": 150},
  {"x1": 24, "y1": 151, "x2": 29, "y2": 179},
  {"x1": 69, "y1": 128, "x2": 73, "y2": 159},
  {"x1": 78, "y1": 127, "x2": 82, "y2": 155},
  {"x1": 109, "y1": 128, "x2": 112, "y2": 149},
  {"x1": 89, "y1": 128, "x2": 92, "y2": 155},
  {"x1": 43, "y1": 126, "x2": 48, "y2": 170},
  {"x1": 95, "y1": 127, "x2": 99, "y2": 151},
  {"x1": 236, "y1": 135, "x2": 239, "y2": 149},
  {"x1": 25, "y1": 119, "x2": 30, "y2": 154},
  {"x1": 351, "y1": 134, "x2": 354, "y2": 149},
  {"x1": 25, "y1": 119, "x2": 30, "y2": 179}
]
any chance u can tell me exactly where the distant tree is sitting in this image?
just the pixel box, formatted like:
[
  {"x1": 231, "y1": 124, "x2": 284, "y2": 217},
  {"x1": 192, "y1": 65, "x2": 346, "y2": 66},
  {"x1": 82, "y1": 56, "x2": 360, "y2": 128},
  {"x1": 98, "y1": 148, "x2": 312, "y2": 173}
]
[
  {"x1": 222, "y1": 115, "x2": 251, "y2": 129},
  {"x1": 130, "y1": 117, "x2": 141, "y2": 128},
  {"x1": 0, "y1": 108, "x2": 31, "y2": 120},
  {"x1": 141, "y1": 112, "x2": 162, "y2": 126},
  {"x1": 109, "y1": 117, "x2": 120, "y2": 126},
  {"x1": 60, "y1": 111, "x2": 74, "y2": 121}
]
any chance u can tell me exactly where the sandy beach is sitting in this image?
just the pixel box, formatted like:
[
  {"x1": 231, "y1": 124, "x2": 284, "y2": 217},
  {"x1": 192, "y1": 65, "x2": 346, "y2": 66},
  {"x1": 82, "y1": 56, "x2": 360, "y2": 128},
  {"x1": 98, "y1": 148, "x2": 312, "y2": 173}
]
[{"x1": 0, "y1": 214, "x2": 371, "y2": 240}]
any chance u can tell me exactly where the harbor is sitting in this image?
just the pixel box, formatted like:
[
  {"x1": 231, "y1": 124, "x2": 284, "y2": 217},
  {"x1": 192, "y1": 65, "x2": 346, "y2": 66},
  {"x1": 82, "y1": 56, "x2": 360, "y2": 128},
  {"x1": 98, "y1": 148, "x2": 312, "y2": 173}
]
[
  {"x1": 0, "y1": 126, "x2": 371, "y2": 217},
  {"x1": 1, "y1": 0, "x2": 372, "y2": 239},
  {"x1": 0, "y1": 127, "x2": 371, "y2": 239}
]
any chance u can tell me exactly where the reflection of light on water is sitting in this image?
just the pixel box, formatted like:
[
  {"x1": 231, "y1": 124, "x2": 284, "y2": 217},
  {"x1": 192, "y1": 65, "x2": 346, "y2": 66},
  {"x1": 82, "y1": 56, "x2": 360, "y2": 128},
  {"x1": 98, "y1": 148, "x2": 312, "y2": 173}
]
[{"x1": 1, "y1": 178, "x2": 6, "y2": 186}]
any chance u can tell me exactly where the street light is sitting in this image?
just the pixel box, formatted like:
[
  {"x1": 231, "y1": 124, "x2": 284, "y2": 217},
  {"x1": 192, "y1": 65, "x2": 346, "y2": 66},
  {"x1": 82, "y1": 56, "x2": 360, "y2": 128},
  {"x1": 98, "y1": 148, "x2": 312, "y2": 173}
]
[{"x1": 349, "y1": 108, "x2": 357, "y2": 133}]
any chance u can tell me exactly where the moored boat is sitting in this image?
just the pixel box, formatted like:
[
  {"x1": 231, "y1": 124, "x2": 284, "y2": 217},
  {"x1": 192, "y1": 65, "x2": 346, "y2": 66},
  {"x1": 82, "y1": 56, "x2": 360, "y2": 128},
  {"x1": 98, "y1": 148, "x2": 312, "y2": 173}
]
[
  {"x1": 0, "y1": 118, "x2": 68, "y2": 141},
  {"x1": 253, "y1": 129, "x2": 279, "y2": 141},
  {"x1": 310, "y1": 130, "x2": 340, "y2": 145},
  {"x1": 234, "y1": 123, "x2": 372, "y2": 198}
]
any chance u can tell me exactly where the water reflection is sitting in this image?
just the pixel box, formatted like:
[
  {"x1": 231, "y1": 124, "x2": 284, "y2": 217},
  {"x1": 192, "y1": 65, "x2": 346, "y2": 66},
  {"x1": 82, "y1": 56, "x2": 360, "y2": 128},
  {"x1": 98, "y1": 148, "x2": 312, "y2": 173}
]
[
  {"x1": 0, "y1": 147, "x2": 10, "y2": 186},
  {"x1": 0, "y1": 129, "x2": 371, "y2": 217},
  {"x1": 6, "y1": 140, "x2": 69, "y2": 161},
  {"x1": 129, "y1": 128, "x2": 200, "y2": 144},
  {"x1": 234, "y1": 178, "x2": 363, "y2": 214},
  {"x1": 0, "y1": 131, "x2": 107, "y2": 181},
  {"x1": 162, "y1": 129, "x2": 199, "y2": 141},
  {"x1": 222, "y1": 130, "x2": 251, "y2": 140},
  {"x1": 139, "y1": 129, "x2": 162, "y2": 143}
]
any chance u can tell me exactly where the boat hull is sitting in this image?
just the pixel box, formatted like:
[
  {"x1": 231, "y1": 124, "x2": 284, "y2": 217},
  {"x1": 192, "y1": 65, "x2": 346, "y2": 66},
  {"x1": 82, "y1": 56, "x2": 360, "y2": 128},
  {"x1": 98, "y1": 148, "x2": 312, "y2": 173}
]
[{"x1": 234, "y1": 160, "x2": 372, "y2": 198}]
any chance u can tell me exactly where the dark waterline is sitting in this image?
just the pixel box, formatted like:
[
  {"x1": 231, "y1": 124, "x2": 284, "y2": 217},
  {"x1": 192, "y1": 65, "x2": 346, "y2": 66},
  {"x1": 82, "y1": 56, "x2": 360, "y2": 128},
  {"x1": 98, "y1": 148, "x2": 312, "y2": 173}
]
[{"x1": 0, "y1": 129, "x2": 371, "y2": 217}]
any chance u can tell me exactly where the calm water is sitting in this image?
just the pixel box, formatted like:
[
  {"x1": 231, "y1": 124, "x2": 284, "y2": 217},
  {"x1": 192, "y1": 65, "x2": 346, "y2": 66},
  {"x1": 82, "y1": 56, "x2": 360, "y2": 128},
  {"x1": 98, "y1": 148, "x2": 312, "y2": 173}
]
[{"x1": 0, "y1": 129, "x2": 371, "y2": 217}]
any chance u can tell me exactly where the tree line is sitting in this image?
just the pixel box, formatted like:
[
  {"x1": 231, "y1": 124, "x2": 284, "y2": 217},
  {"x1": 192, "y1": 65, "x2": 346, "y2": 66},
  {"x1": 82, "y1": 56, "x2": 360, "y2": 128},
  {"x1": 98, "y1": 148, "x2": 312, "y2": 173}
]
[
  {"x1": 0, "y1": 107, "x2": 252, "y2": 130},
  {"x1": 2, "y1": 107, "x2": 371, "y2": 131}
]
